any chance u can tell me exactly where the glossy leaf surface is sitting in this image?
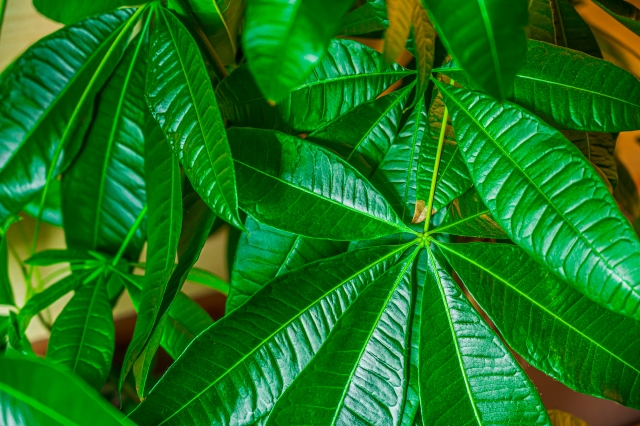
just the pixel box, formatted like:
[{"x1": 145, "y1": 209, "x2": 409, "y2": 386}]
[
  {"x1": 228, "y1": 215, "x2": 346, "y2": 311},
  {"x1": 0, "y1": 356, "x2": 134, "y2": 426},
  {"x1": 33, "y1": 0, "x2": 145, "y2": 24},
  {"x1": 267, "y1": 255, "x2": 415, "y2": 425},
  {"x1": 131, "y1": 245, "x2": 408, "y2": 426},
  {"x1": 216, "y1": 39, "x2": 413, "y2": 133},
  {"x1": 435, "y1": 188, "x2": 507, "y2": 239},
  {"x1": 243, "y1": 0, "x2": 355, "y2": 102},
  {"x1": 438, "y1": 40, "x2": 640, "y2": 132},
  {"x1": 228, "y1": 128, "x2": 410, "y2": 240},
  {"x1": 147, "y1": 7, "x2": 242, "y2": 228},
  {"x1": 23, "y1": 180, "x2": 62, "y2": 227},
  {"x1": 47, "y1": 277, "x2": 115, "y2": 390},
  {"x1": 62, "y1": 29, "x2": 149, "y2": 261},
  {"x1": 420, "y1": 248, "x2": 549, "y2": 425},
  {"x1": 421, "y1": 0, "x2": 528, "y2": 100},
  {"x1": 440, "y1": 242, "x2": 640, "y2": 409},
  {"x1": 0, "y1": 9, "x2": 134, "y2": 227},
  {"x1": 308, "y1": 85, "x2": 411, "y2": 177},
  {"x1": 438, "y1": 81, "x2": 640, "y2": 320}
]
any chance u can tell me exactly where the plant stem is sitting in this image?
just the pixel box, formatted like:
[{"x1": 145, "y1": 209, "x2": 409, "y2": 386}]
[
  {"x1": 424, "y1": 78, "x2": 456, "y2": 232},
  {"x1": 111, "y1": 205, "x2": 148, "y2": 267}
]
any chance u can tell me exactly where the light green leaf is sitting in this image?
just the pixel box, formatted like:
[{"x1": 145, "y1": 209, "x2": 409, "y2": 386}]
[
  {"x1": 0, "y1": 9, "x2": 135, "y2": 228},
  {"x1": 308, "y1": 84, "x2": 412, "y2": 177},
  {"x1": 526, "y1": 0, "x2": 555, "y2": 43},
  {"x1": 437, "y1": 40, "x2": 640, "y2": 132},
  {"x1": 130, "y1": 244, "x2": 410, "y2": 426},
  {"x1": 0, "y1": 356, "x2": 134, "y2": 425},
  {"x1": 437, "y1": 81, "x2": 640, "y2": 320},
  {"x1": 62, "y1": 29, "x2": 151, "y2": 262},
  {"x1": 228, "y1": 128, "x2": 412, "y2": 240},
  {"x1": 438, "y1": 241, "x2": 640, "y2": 409},
  {"x1": 216, "y1": 39, "x2": 414, "y2": 133},
  {"x1": 228, "y1": 215, "x2": 347, "y2": 312},
  {"x1": 186, "y1": 268, "x2": 228, "y2": 294},
  {"x1": 414, "y1": 84, "x2": 472, "y2": 223},
  {"x1": 421, "y1": 0, "x2": 528, "y2": 100},
  {"x1": 371, "y1": 96, "x2": 427, "y2": 223},
  {"x1": 147, "y1": 6, "x2": 242, "y2": 228},
  {"x1": 434, "y1": 187, "x2": 508, "y2": 239},
  {"x1": 243, "y1": 0, "x2": 355, "y2": 103},
  {"x1": 267, "y1": 253, "x2": 416, "y2": 425},
  {"x1": 47, "y1": 276, "x2": 115, "y2": 390},
  {"x1": 420, "y1": 247, "x2": 550, "y2": 425},
  {"x1": 33, "y1": 0, "x2": 148, "y2": 24}
]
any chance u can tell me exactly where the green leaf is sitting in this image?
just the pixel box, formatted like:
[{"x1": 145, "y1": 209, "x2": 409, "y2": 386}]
[
  {"x1": 371, "y1": 97, "x2": 427, "y2": 223},
  {"x1": 436, "y1": 81, "x2": 640, "y2": 320},
  {"x1": 120, "y1": 95, "x2": 183, "y2": 391},
  {"x1": 61, "y1": 30, "x2": 150, "y2": 261},
  {"x1": 23, "y1": 180, "x2": 62, "y2": 227},
  {"x1": 421, "y1": 0, "x2": 528, "y2": 100},
  {"x1": 307, "y1": 84, "x2": 412, "y2": 177},
  {"x1": 228, "y1": 215, "x2": 347, "y2": 311},
  {"x1": 130, "y1": 244, "x2": 410, "y2": 426},
  {"x1": 0, "y1": 356, "x2": 134, "y2": 425},
  {"x1": 338, "y1": 0, "x2": 387, "y2": 36},
  {"x1": 552, "y1": 0, "x2": 601, "y2": 57},
  {"x1": 47, "y1": 276, "x2": 115, "y2": 390},
  {"x1": 437, "y1": 40, "x2": 640, "y2": 132},
  {"x1": 527, "y1": 0, "x2": 555, "y2": 43},
  {"x1": 0, "y1": 9, "x2": 135, "y2": 228},
  {"x1": 438, "y1": 241, "x2": 640, "y2": 409},
  {"x1": 434, "y1": 188, "x2": 508, "y2": 239},
  {"x1": 25, "y1": 249, "x2": 94, "y2": 266},
  {"x1": 420, "y1": 247, "x2": 549, "y2": 424},
  {"x1": 267, "y1": 252, "x2": 416, "y2": 425},
  {"x1": 33, "y1": 0, "x2": 148, "y2": 24},
  {"x1": 186, "y1": 268, "x2": 229, "y2": 294},
  {"x1": 563, "y1": 130, "x2": 617, "y2": 189},
  {"x1": 243, "y1": 0, "x2": 355, "y2": 103},
  {"x1": 0, "y1": 228, "x2": 14, "y2": 306},
  {"x1": 147, "y1": 6, "x2": 242, "y2": 228},
  {"x1": 216, "y1": 39, "x2": 414, "y2": 133},
  {"x1": 17, "y1": 274, "x2": 84, "y2": 333},
  {"x1": 184, "y1": 0, "x2": 245, "y2": 64},
  {"x1": 414, "y1": 84, "x2": 472, "y2": 223},
  {"x1": 228, "y1": 128, "x2": 412, "y2": 240}
]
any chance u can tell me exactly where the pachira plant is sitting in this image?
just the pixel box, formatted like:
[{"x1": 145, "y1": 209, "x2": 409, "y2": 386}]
[{"x1": 1, "y1": 0, "x2": 640, "y2": 424}]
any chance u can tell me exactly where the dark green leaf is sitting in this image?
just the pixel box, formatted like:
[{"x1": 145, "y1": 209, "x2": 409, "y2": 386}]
[
  {"x1": 307, "y1": 84, "x2": 412, "y2": 177},
  {"x1": 438, "y1": 241, "x2": 640, "y2": 409},
  {"x1": 47, "y1": 276, "x2": 115, "y2": 390},
  {"x1": 184, "y1": 0, "x2": 245, "y2": 64},
  {"x1": 414, "y1": 84, "x2": 472, "y2": 223},
  {"x1": 527, "y1": 0, "x2": 555, "y2": 43},
  {"x1": 338, "y1": 0, "x2": 387, "y2": 36},
  {"x1": 371, "y1": 97, "x2": 427, "y2": 223},
  {"x1": 563, "y1": 130, "x2": 617, "y2": 189},
  {"x1": 228, "y1": 128, "x2": 412, "y2": 240},
  {"x1": 0, "y1": 226, "x2": 14, "y2": 306},
  {"x1": 147, "y1": 7, "x2": 242, "y2": 228},
  {"x1": 0, "y1": 356, "x2": 134, "y2": 425},
  {"x1": 130, "y1": 244, "x2": 410, "y2": 426},
  {"x1": 216, "y1": 39, "x2": 414, "y2": 133},
  {"x1": 437, "y1": 40, "x2": 640, "y2": 132},
  {"x1": 437, "y1": 81, "x2": 640, "y2": 320},
  {"x1": 33, "y1": 0, "x2": 147, "y2": 24},
  {"x1": 421, "y1": 0, "x2": 528, "y2": 100},
  {"x1": 267, "y1": 253, "x2": 416, "y2": 425},
  {"x1": 0, "y1": 9, "x2": 135, "y2": 228},
  {"x1": 243, "y1": 0, "x2": 355, "y2": 102},
  {"x1": 228, "y1": 215, "x2": 347, "y2": 311},
  {"x1": 552, "y1": 0, "x2": 601, "y2": 57},
  {"x1": 62, "y1": 29, "x2": 151, "y2": 261},
  {"x1": 420, "y1": 247, "x2": 549, "y2": 424},
  {"x1": 120, "y1": 94, "x2": 183, "y2": 391},
  {"x1": 23, "y1": 180, "x2": 62, "y2": 227},
  {"x1": 435, "y1": 188, "x2": 508, "y2": 239}
]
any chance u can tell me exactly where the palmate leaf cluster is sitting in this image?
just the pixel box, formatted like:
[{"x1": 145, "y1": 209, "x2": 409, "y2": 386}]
[{"x1": 1, "y1": 0, "x2": 640, "y2": 424}]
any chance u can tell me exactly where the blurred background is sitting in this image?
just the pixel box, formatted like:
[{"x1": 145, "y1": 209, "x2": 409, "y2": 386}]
[{"x1": 1, "y1": 0, "x2": 640, "y2": 424}]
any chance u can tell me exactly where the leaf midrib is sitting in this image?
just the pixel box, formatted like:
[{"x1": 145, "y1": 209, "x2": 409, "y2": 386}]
[
  {"x1": 440, "y1": 83, "x2": 635, "y2": 303},
  {"x1": 435, "y1": 241, "x2": 640, "y2": 376},
  {"x1": 157, "y1": 243, "x2": 412, "y2": 425},
  {"x1": 433, "y1": 208, "x2": 491, "y2": 234}
]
